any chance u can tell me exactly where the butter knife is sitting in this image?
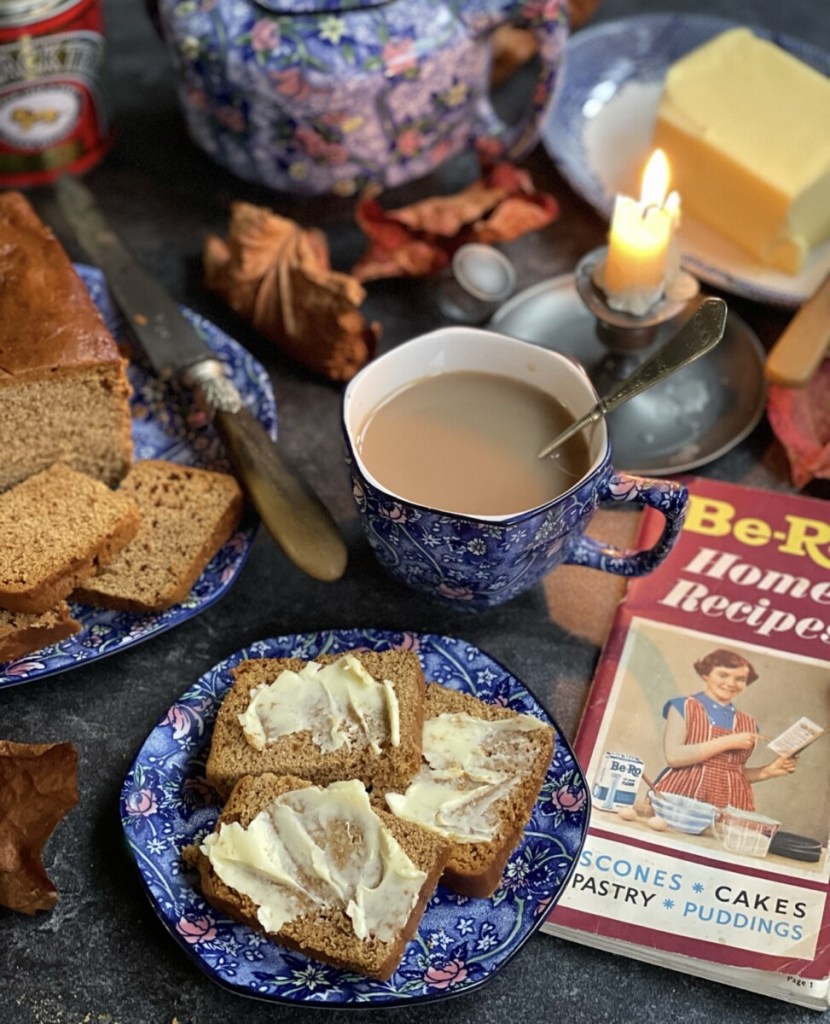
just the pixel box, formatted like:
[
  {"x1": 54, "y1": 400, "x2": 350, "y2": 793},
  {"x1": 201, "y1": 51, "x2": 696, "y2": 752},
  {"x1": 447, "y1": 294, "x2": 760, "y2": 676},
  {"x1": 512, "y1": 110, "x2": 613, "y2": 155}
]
[
  {"x1": 53, "y1": 175, "x2": 348, "y2": 583},
  {"x1": 765, "y1": 274, "x2": 830, "y2": 387}
]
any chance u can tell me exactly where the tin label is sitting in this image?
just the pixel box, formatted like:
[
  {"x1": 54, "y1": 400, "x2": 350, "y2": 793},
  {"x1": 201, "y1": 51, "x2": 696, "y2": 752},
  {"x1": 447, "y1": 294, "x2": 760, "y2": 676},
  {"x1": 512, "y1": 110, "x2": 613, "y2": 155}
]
[
  {"x1": 0, "y1": 2, "x2": 89, "y2": 30},
  {"x1": 0, "y1": 83, "x2": 82, "y2": 148},
  {"x1": 0, "y1": 16, "x2": 109, "y2": 185},
  {"x1": 592, "y1": 751, "x2": 644, "y2": 811}
]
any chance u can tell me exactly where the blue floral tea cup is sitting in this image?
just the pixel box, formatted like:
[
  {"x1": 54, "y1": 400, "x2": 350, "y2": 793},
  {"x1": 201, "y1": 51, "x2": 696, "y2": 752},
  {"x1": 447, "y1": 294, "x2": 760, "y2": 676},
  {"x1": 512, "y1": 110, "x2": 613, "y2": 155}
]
[{"x1": 342, "y1": 327, "x2": 688, "y2": 609}]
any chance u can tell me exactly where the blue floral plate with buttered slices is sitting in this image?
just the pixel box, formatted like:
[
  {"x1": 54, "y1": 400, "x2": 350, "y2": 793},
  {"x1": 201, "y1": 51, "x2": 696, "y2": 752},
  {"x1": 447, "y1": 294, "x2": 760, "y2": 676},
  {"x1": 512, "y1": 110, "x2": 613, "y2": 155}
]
[
  {"x1": 120, "y1": 628, "x2": 589, "y2": 1007},
  {"x1": 0, "y1": 265, "x2": 274, "y2": 690}
]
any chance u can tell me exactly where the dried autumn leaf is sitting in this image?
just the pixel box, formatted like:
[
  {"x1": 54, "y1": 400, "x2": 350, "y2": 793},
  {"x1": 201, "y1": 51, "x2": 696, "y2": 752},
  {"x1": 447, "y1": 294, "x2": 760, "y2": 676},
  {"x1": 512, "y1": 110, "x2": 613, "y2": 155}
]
[
  {"x1": 766, "y1": 359, "x2": 830, "y2": 488},
  {"x1": 352, "y1": 160, "x2": 559, "y2": 283},
  {"x1": 0, "y1": 740, "x2": 79, "y2": 914},
  {"x1": 204, "y1": 202, "x2": 379, "y2": 382},
  {"x1": 473, "y1": 195, "x2": 559, "y2": 246},
  {"x1": 567, "y1": 0, "x2": 602, "y2": 29}
]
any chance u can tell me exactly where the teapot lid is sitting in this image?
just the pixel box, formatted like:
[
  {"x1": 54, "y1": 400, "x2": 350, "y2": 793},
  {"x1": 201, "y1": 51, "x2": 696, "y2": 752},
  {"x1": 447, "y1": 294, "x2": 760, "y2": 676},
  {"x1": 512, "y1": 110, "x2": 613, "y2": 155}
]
[{"x1": 255, "y1": 0, "x2": 391, "y2": 13}]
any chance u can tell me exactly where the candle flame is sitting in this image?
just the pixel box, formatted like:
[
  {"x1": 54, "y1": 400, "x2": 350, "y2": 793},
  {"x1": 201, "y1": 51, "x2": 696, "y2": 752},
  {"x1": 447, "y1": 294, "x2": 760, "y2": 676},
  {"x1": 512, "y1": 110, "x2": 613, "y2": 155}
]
[{"x1": 640, "y1": 148, "x2": 670, "y2": 207}]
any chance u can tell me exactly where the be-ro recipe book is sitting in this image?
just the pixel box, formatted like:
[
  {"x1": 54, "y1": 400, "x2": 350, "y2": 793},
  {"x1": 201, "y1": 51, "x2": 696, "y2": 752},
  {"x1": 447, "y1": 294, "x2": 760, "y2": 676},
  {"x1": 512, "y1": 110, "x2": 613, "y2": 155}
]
[{"x1": 543, "y1": 476, "x2": 830, "y2": 1009}]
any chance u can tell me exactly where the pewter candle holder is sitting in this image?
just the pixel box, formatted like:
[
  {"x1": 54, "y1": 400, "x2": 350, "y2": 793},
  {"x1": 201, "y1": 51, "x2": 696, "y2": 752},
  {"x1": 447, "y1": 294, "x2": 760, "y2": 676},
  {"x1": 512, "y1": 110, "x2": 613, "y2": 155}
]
[
  {"x1": 574, "y1": 245, "x2": 698, "y2": 391},
  {"x1": 566, "y1": 244, "x2": 727, "y2": 471},
  {"x1": 488, "y1": 245, "x2": 763, "y2": 475}
]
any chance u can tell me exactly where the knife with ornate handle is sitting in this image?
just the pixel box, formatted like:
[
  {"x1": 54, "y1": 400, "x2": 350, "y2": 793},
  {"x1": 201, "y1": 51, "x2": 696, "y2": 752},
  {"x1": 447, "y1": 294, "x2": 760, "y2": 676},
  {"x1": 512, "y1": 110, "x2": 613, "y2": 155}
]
[{"x1": 53, "y1": 175, "x2": 348, "y2": 583}]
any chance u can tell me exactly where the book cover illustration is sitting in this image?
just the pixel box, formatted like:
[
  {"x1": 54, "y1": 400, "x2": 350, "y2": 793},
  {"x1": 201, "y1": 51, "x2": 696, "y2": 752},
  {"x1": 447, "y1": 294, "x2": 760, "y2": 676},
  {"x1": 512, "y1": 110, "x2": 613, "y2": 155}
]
[
  {"x1": 768, "y1": 717, "x2": 827, "y2": 758},
  {"x1": 544, "y1": 477, "x2": 830, "y2": 1007}
]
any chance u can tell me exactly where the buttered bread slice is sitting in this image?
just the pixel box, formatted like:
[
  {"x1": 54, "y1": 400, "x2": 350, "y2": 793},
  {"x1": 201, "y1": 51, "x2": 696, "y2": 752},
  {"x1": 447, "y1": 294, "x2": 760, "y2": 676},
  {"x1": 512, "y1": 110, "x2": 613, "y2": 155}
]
[
  {"x1": 383, "y1": 683, "x2": 555, "y2": 898},
  {"x1": 187, "y1": 773, "x2": 449, "y2": 980},
  {"x1": 206, "y1": 649, "x2": 425, "y2": 799}
]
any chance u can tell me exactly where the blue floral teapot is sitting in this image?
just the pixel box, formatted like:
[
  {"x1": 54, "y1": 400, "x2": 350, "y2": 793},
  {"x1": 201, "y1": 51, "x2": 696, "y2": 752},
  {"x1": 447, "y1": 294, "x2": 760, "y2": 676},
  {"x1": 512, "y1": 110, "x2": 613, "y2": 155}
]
[{"x1": 150, "y1": 0, "x2": 569, "y2": 195}]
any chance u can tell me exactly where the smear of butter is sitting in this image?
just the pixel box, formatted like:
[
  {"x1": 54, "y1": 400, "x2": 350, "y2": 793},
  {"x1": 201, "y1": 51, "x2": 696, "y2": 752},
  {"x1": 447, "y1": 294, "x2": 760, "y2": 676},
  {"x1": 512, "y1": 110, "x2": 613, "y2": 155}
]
[
  {"x1": 238, "y1": 653, "x2": 401, "y2": 754},
  {"x1": 202, "y1": 779, "x2": 426, "y2": 941},
  {"x1": 386, "y1": 711, "x2": 547, "y2": 842}
]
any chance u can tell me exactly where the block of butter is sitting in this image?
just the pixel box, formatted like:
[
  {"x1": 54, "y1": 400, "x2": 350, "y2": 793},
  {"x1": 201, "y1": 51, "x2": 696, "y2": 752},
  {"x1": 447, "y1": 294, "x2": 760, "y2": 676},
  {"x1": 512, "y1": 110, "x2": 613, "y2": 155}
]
[{"x1": 653, "y1": 28, "x2": 830, "y2": 274}]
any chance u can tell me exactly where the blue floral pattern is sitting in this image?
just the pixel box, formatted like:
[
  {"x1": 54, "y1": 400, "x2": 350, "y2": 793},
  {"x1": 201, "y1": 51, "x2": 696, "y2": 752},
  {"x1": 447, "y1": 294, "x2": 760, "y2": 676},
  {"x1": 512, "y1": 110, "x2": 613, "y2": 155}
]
[
  {"x1": 119, "y1": 628, "x2": 589, "y2": 1006},
  {"x1": 347, "y1": 442, "x2": 688, "y2": 610},
  {"x1": 0, "y1": 266, "x2": 276, "y2": 690},
  {"x1": 154, "y1": 0, "x2": 568, "y2": 195}
]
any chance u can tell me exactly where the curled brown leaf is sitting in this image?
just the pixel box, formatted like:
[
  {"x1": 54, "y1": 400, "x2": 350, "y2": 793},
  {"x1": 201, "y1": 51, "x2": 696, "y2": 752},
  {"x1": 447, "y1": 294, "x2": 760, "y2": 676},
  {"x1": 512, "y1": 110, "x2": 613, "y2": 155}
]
[
  {"x1": 204, "y1": 202, "x2": 379, "y2": 382},
  {"x1": 0, "y1": 740, "x2": 79, "y2": 914},
  {"x1": 766, "y1": 359, "x2": 830, "y2": 488},
  {"x1": 352, "y1": 160, "x2": 559, "y2": 283}
]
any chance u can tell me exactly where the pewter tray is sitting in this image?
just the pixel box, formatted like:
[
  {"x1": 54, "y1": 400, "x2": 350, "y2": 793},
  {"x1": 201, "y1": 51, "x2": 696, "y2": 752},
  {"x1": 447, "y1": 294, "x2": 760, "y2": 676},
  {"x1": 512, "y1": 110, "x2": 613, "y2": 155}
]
[{"x1": 490, "y1": 274, "x2": 767, "y2": 475}]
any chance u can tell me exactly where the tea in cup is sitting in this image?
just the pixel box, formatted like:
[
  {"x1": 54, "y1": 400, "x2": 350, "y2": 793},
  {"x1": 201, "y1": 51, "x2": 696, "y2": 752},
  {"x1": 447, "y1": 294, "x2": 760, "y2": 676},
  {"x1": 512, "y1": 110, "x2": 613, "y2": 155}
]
[{"x1": 342, "y1": 327, "x2": 688, "y2": 609}]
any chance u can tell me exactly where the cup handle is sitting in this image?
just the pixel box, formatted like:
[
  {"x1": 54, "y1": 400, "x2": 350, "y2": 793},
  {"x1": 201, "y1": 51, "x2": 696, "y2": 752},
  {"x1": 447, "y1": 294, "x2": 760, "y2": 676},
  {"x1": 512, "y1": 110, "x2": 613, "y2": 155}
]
[
  {"x1": 475, "y1": 3, "x2": 569, "y2": 160},
  {"x1": 563, "y1": 473, "x2": 688, "y2": 576}
]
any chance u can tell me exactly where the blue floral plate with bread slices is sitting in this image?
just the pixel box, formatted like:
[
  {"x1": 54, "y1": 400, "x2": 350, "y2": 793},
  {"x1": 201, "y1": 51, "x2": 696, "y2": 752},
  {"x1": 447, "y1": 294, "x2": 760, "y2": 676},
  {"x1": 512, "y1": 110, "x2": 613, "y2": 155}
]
[
  {"x1": 120, "y1": 628, "x2": 589, "y2": 1007},
  {"x1": 0, "y1": 265, "x2": 274, "y2": 690}
]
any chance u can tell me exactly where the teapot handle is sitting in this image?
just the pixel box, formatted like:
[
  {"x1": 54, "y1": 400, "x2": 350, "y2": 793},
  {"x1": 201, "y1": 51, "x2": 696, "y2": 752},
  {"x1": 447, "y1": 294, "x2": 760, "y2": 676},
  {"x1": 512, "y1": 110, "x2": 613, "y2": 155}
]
[{"x1": 475, "y1": 0, "x2": 569, "y2": 159}]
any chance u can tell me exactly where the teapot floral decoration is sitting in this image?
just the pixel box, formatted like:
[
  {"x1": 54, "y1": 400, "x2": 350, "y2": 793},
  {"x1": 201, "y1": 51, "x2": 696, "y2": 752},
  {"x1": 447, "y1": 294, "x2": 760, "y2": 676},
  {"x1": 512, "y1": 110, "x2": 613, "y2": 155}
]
[{"x1": 150, "y1": 0, "x2": 569, "y2": 196}]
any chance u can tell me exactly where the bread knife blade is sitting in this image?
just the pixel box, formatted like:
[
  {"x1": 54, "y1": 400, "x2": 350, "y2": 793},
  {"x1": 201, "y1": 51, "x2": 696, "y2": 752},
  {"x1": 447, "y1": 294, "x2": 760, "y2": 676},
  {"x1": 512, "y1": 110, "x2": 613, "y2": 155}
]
[
  {"x1": 53, "y1": 175, "x2": 347, "y2": 583},
  {"x1": 765, "y1": 273, "x2": 830, "y2": 387}
]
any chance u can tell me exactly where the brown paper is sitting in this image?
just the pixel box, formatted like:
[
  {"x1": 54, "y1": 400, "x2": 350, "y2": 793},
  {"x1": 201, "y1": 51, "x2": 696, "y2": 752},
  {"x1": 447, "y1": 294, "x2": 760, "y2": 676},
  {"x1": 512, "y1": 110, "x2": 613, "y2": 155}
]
[{"x1": 0, "y1": 740, "x2": 79, "y2": 914}]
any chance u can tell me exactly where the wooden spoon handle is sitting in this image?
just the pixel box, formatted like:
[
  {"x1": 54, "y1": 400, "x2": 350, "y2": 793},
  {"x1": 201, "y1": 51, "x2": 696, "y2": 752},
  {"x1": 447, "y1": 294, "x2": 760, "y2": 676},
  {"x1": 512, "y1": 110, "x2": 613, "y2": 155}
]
[{"x1": 765, "y1": 274, "x2": 830, "y2": 387}]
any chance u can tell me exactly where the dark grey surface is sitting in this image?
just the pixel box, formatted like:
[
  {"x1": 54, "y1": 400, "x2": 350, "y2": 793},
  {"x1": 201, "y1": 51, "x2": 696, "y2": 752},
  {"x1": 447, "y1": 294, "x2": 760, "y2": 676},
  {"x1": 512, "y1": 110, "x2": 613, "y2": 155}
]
[{"x1": 3, "y1": 1, "x2": 829, "y2": 1021}]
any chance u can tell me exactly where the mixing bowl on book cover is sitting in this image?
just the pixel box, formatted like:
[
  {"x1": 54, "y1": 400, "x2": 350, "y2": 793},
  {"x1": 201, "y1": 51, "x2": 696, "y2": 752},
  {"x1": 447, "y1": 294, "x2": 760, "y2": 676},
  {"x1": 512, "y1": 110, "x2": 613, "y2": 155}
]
[{"x1": 648, "y1": 791, "x2": 718, "y2": 835}]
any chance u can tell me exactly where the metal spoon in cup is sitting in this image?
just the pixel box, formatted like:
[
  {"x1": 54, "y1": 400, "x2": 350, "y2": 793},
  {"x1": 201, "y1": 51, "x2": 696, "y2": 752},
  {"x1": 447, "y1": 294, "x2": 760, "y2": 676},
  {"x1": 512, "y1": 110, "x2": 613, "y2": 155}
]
[{"x1": 538, "y1": 297, "x2": 728, "y2": 460}]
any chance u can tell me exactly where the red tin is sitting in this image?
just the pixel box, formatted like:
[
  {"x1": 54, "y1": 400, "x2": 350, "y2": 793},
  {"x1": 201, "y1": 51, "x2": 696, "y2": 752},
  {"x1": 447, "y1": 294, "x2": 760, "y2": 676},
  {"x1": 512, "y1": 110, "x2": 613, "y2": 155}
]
[{"x1": 0, "y1": 0, "x2": 111, "y2": 186}]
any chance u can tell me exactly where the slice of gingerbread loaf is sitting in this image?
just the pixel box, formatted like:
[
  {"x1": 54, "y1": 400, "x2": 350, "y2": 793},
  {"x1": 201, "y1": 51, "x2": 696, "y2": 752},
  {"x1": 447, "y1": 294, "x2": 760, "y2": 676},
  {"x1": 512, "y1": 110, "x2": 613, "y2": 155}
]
[
  {"x1": 187, "y1": 773, "x2": 449, "y2": 980},
  {"x1": 0, "y1": 601, "x2": 81, "y2": 664},
  {"x1": 0, "y1": 463, "x2": 140, "y2": 615},
  {"x1": 382, "y1": 683, "x2": 555, "y2": 898},
  {"x1": 73, "y1": 460, "x2": 243, "y2": 613},
  {"x1": 205, "y1": 648, "x2": 425, "y2": 800}
]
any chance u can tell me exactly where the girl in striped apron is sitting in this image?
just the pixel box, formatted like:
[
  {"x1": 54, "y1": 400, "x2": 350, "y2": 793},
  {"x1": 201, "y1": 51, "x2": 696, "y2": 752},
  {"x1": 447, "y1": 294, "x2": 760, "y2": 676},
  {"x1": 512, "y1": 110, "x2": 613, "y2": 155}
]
[{"x1": 656, "y1": 648, "x2": 797, "y2": 811}]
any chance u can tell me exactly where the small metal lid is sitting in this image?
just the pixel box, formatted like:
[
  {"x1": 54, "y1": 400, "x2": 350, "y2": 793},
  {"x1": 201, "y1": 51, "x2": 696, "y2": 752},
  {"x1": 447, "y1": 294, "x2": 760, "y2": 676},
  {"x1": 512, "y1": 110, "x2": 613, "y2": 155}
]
[{"x1": 452, "y1": 244, "x2": 517, "y2": 303}]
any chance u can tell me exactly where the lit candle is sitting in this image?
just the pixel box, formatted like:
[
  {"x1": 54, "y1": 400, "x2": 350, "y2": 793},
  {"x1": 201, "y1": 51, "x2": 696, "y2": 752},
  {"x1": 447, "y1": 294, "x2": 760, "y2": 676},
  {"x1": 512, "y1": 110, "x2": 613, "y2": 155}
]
[{"x1": 602, "y1": 149, "x2": 681, "y2": 308}]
